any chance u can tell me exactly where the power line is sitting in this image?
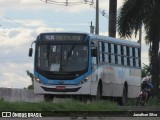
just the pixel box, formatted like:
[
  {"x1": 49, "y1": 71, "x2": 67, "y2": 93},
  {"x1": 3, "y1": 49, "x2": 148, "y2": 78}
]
[
  {"x1": 40, "y1": 0, "x2": 108, "y2": 18},
  {"x1": 40, "y1": 0, "x2": 94, "y2": 6},
  {"x1": 2, "y1": 16, "x2": 25, "y2": 28}
]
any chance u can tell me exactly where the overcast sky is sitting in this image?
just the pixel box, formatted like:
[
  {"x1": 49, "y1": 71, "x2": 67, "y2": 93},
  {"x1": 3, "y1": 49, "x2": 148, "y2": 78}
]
[{"x1": 0, "y1": 0, "x2": 149, "y2": 88}]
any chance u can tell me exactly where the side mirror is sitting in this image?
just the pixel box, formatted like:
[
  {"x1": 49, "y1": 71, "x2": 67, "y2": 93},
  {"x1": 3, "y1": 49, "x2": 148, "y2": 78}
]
[{"x1": 29, "y1": 48, "x2": 33, "y2": 57}]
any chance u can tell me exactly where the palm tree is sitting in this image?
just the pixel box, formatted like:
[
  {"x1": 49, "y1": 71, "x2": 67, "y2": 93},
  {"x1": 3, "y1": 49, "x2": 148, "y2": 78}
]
[
  {"x1": 108, "y1": 0, "x2": 117, "y2": 37},
  {"x1": 117, "y1": 0, "x2": 160, "y2": 98}
]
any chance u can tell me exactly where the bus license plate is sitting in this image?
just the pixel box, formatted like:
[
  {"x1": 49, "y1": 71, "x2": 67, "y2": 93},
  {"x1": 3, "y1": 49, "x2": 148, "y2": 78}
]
[{"x1": 56, "y1": 86, "x2": 65, "y2": 90}]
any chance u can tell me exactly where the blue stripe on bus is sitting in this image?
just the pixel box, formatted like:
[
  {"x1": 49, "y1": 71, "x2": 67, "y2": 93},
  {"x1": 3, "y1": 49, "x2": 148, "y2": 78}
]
[{"x1": 34, "y1": 70, "x2": 92, "y2": 85}]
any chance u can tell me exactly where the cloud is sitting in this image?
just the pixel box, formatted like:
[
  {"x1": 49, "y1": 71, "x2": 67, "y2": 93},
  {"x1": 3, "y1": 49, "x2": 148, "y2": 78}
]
[
  {"x1": 0, "y1": 19, "x2": 65, "y2": 47},
  {"x1": 0, "y1": 62, "x2": 32, "y2": 88},
  {"x1": 0, "y1": 21, "x2": 65, "y2": 88},
  {"x1": 15, "y1": 19, "x2": 47, "y2": 27},
  {"x1": 0, "y1": 0, "x2": 93, "y2": 13}
]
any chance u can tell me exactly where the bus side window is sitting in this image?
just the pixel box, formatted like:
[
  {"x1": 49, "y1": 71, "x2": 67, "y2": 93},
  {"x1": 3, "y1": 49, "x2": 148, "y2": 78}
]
[
  {"x1": 138, "y1": 48, "x2": 141, "y2": 67},
  {"x1": 111, "y1": 44, "x2": 115, "y2": 64},
  {"x1": 126, "y1": 46, "x2": 130, "y2": 66},
  {"x1": 114, "y1": 44, "x2": 118, "y2": 64},
  {"x1": 129, "y1": 47, "x2": 133, "y2": 66},
  {"x1": 104, "y1": 43, "x2": 109, "y2": 63},
  {"x1": 135, "y1": 48, "x2": 140, "y2": 67},
  {"x1": 91, "y1": 41, "x2": 97, "y2": 70},
  {"x1": 123, "y1": 46, "x2": 127, "y2": 66},
  {"x1": 117, "y1": 45, "x2": 122, "y2": 65},
  {"x1": 132, "y1": 48, "x2": 136, "y2": 66},
  {"x1": 108, "y1": 43, "x2": 111, "y2": 63},
  {"x1": 121, "y1": 46, "x2": 124, "y2": 65},
  {"x1": 98, "y1": 42, "x2": 103, "y2": 63},
  {"x1": 91, "y1": 42, "x2": 97, "y2": 57}
]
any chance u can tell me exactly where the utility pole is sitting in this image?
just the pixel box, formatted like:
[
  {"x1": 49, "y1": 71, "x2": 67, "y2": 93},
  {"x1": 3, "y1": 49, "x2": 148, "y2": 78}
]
[
  {"x1": 139, "y1": 26, "x2": 142, "y2": 66},
  {"x1": 108, "y1": 0, "x2": 117, "y2": 37},
  {"x1": 95, "y1": 0, "x2": 99, "y2": 35},
  {"x1": 90, "y1": 21, "x2": 94, "y2": 34}
]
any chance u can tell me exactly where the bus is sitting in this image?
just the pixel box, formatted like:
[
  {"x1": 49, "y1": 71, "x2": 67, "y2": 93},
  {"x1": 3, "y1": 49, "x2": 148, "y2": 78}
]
[{"x1": 29, "y1": 32, "x2": 141, "y2": 104}]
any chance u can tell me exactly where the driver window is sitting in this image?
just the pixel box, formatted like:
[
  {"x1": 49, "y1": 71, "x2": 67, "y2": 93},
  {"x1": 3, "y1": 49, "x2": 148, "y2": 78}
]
[{"x1": 91, "y1": 41, "x2": 97, "y2": 70}]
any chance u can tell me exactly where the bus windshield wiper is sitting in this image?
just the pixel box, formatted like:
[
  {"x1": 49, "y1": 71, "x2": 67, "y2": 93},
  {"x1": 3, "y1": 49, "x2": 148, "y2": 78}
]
[{"x1": 67, "y1": 45, "x2": 75, "y2": 59}]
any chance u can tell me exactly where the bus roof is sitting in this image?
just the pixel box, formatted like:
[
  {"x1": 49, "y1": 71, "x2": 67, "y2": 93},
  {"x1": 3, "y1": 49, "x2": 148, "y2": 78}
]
[
  {"x1": 89, "y1": 34, "x2": 140, "y2": 47},
  {"x1": 38, "y1": 32, "x2": 140, "y2": 47}
]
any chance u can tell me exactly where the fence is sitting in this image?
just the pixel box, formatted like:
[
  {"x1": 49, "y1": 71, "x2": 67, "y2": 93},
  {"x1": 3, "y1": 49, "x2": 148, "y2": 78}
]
[{"x1": 0, "y1": 88, "x2": 43, "y2": 102}]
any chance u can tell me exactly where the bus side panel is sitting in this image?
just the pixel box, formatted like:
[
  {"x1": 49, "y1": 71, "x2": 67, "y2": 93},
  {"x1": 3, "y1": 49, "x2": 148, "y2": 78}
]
[
  {"x1": 102, "y1": 65, "x2": 124, "y2": 97},
  {"x1": 101, "y1": 65, "x2": 141, "y2": 98},
  {"x1": 90, "y1": 67, "x2": 103, "y2": 96},
  {"x1": 127, "y1": 69, "x2": 141, "y2": 98}
]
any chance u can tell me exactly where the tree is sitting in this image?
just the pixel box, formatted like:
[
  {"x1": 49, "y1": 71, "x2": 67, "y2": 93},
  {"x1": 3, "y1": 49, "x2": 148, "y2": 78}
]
[
  {"x1": 26, "y1": 70, "x2": 34, "y2": 89},
  {"x1": 117, "y1": 0, "x2": 160, "y2": 98},
  {"x1": 108, "y1": 0, "x2": 117, "y2": 37},
  {"x1": 141, "y1": 63, "x2": 151, "y2": 78}
]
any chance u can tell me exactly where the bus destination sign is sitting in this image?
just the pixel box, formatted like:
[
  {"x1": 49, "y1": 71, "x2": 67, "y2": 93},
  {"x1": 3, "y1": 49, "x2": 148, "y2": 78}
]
[{"x1": 41, "y1": 34, "x2": 86, "y2": 42}]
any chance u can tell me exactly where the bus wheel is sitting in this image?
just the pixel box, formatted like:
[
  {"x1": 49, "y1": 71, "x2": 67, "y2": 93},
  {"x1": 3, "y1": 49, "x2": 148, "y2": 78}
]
[
  {"x1": 119, "y1": 85, "x2": 127, "y2": 105},
  {"x1": 95, "y1": 83, "x2": 102, "y2": 101},
  {"x1": 44, "y1": 94, "x2": 54, "y2": 102}
]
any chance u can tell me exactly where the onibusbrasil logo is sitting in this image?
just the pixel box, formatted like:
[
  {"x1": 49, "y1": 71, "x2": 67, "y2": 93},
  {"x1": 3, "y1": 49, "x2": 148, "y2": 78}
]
[{"x1": 1, "y1": 112, "x2": 42, "y2": 118}]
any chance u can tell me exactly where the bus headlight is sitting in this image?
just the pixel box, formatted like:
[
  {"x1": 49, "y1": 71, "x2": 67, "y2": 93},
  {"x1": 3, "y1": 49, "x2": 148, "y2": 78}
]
[
  {"x1": 80, "y1": 77, "x2": 89, "y2": 84},
  {"x1": 35, "y1": 77, "x2": 42, "y2": 83},
  {"x1": 84, "y1": 77, "x2": 89, "y2": 82}
]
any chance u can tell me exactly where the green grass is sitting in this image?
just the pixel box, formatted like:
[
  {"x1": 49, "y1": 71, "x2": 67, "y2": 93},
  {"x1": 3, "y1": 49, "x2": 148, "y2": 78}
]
[
  {"x1": 125, "y1": 98, "x2": 137, "y2": 106},
  {"x1": 146, "y1": 97, "x2": 160, "y2": 106},
  {"x1": 0, "y1": 99, "x2": 120, "y2": 111}
]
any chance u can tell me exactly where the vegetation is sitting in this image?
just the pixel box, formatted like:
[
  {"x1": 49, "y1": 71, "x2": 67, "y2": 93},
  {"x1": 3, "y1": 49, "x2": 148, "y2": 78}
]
[
  {"x1": 117, "y1": 0, "x2": 160, "y2": 99},
  {"x1": 0, "y1": 100, "x2": 119, "y2": 111},
  {"x1": 26, "y1": 70, "x2": 34, "y2": 89},
  {"x1": 141, "y1": 63, "x2": 151, "y2": 78},
  {"x1": 125, "y1": 97, "x2": 160, "y2": 107}
]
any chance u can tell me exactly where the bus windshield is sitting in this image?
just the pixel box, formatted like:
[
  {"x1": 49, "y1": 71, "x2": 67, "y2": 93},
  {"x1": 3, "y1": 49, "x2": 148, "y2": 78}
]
[{"x1": 36, "y1": 44, "x2": 88, "y2": 73}]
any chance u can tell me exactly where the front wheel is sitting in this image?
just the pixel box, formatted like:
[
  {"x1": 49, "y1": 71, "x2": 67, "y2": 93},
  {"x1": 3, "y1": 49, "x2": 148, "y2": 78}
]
[
  {"x1": 95, "y1": 83, "x2": 102, "y2": 101},
  {"x1": 119, "y1": 85, "x2": 127, "y2": 105}
]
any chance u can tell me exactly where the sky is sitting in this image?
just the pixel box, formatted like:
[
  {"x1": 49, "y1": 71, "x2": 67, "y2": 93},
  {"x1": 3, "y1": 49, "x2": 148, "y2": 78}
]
[{"x1": 0, "y1": 0, "x2": 149, "y2": 88}]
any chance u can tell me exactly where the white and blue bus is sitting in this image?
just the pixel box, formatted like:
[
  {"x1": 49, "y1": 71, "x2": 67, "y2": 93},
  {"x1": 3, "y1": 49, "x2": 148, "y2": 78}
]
[{"x1": 29, "y1": 32, "x2": 141, "y2": 104}]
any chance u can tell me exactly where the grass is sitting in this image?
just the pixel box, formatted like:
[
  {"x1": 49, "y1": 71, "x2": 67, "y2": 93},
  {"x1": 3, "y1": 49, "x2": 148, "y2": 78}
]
[
  {"x1": 125, "y1": 97, "x2": 160, "y2": 106},
  {"x1": 146, "y1": 97, "x2": 160, "y2": 106},
  {"x1": 1, "y1": 97, "x2": 160, "y2": 112},
  {"x1": 0, "y1": 99, "x2": 120, "y2": 111}
]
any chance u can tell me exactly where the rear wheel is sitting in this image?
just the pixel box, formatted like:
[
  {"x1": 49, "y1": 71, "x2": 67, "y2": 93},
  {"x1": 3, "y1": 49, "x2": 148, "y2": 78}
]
[{"x1": 119, "y1": 85, "x2": 127, "y2": 105}]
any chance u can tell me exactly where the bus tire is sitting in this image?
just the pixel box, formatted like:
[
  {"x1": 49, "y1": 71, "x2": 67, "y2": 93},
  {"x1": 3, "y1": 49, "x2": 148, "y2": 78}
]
[
  {"x1": 119, "y1": 84, "x2": 127, "y2": 105},
  {"x1": 95, "y1": 82, "x2": 102, "y2": 101},
  {"x1": 44, "y1": 94, "x2": 54, "y2": 102}
]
